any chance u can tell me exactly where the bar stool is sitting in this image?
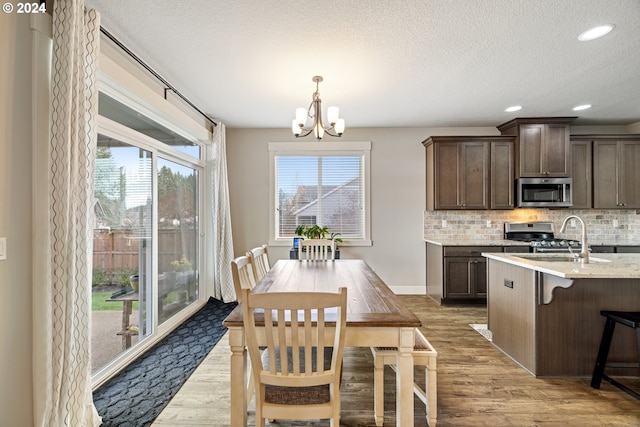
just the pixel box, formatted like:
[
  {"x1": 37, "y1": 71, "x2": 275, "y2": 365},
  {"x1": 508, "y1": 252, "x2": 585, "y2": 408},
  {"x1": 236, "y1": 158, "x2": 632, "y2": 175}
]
[{"x1": 591, "y1": 311, "x2": 640, "y2": 400}]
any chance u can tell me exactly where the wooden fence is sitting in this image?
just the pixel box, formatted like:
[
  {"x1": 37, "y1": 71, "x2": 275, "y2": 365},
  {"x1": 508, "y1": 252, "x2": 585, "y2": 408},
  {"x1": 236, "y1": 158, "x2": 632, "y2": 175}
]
[{"x1": 93, "y1": 228, "x2": 197, "y2": 285}]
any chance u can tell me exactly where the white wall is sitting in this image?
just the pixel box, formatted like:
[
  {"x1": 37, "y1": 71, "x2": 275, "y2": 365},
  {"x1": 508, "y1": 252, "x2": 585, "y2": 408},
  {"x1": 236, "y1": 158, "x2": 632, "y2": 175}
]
[
  {"x1": 0, "y1": 12, "x2": 34, "y2": 426},
  {"x1": 226, "y1": 126, "x2": 498, "y2": 294}
]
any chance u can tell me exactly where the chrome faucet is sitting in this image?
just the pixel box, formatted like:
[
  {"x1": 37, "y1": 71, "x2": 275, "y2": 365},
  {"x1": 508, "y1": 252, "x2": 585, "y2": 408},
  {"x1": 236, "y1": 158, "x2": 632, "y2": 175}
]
[{"x1": 559, "y1": 215, "x2": 589, "y2": 264}]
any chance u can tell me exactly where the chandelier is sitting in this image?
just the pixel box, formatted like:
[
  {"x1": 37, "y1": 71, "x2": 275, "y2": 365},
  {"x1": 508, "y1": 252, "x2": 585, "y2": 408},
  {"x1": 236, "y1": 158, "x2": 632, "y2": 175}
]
[{"x1": 291, "y1": 76, "x2": 345, "y2": 140}]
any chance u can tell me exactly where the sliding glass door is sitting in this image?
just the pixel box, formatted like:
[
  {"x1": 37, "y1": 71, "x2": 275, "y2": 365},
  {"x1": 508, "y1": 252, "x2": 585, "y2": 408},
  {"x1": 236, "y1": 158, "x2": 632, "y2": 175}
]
[
  {"x1": 91, "y1": 93, "x2": 204, "y2": 377},
  {"x1": 157, "y1": 158, "x2": 199, "y2": 325},
  {"x1": 92, "y1": 137, "x2": 154, "y2": 371}
]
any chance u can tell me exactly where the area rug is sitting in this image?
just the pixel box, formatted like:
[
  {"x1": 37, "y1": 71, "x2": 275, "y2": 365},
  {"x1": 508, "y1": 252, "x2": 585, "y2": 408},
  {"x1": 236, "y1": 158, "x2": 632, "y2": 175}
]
[
  {"x1": 93, "y1": 297, "x2": 237, "y2": 427},
  {"x1": 470, "y1": 323, "x2": 493, "y2": 342}
]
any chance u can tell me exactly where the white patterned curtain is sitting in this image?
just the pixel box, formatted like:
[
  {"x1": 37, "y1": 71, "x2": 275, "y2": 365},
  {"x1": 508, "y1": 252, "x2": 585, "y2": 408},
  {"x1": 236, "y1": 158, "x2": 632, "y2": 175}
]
[
  {"x1": 34, "y1": 1, "x2": 102, "y2": 425},
  {"x1": 210, "y1": 123, "x2": 236, "y2": 301}
]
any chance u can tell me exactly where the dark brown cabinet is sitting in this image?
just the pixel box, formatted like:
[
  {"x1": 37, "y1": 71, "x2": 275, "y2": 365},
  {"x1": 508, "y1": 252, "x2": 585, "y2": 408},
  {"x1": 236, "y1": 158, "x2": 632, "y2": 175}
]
[
  {"x1": 593, "y1": 136, "x2": 640, "y2": 209},
  {"x1": 490, "y1": 140, "x2": 515, "y2": 209},
  {"x1": 498, "y1": 117, "x2": 576, "y2": 178},
  {"x1": 423, "y1": 136, "x2": 515, "y2": 210},
  {"x1": 569, "y1": 139, "x2": 592, "y2": 208},
  {"x1": 444, "y1": 255, "x2": 487, "y2": 299}
]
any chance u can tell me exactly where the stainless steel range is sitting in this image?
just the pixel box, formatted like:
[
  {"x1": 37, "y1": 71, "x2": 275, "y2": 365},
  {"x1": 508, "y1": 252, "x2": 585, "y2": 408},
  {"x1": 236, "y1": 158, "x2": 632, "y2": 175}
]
[{"x1": 504, "y1": 221, "x2": 584, "y2": 253}]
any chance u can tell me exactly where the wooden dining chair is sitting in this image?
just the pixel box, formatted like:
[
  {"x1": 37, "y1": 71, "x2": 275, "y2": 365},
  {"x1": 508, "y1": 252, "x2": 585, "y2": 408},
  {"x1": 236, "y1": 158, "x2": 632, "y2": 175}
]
[
  {"x1": 242, "y1": 287, "x2": 348, "y2": 427},
  {"x1": 231, "y1": 255, "x2": 256, "y2": 303},
  {"x1": 298, "y1": 238, "x2": 336, "y2": 261},
  {"x1": 247, "y1": 244, "x2": 271, "y2": 283}
]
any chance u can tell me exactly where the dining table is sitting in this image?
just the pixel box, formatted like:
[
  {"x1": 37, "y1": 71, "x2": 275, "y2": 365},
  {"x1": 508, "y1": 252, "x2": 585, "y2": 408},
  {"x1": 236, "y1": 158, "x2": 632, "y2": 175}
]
[{"x1": 223, "y1": 259, "x2": 422, "y2": 427}]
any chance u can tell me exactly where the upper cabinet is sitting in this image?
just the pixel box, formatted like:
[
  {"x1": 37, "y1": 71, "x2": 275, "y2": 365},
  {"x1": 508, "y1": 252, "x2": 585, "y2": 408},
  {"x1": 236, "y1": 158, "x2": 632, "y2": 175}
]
[
  {"x1": 591, "y1": 136, "x2": 640, "y2": 209},
  {"x1": 569, "y1": 138, "x2": 592, "y2": 209},
  {"x1": 423, "y1": 136, "x2": 515, "y2": 210},
  {"x1": 490, "y1": 140, "x2": 515, "y2": 209},
  {"x1": 497, "y1": 117, "x2": 576, "y2": 178}
]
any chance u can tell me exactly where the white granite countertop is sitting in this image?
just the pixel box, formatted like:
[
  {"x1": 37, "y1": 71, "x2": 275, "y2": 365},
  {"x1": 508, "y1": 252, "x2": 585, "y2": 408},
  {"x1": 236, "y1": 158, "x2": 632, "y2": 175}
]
[
  {"x1": 425, "y1": 238, "x2": 640, "y2": 247},
  {"x1": 424, "y1": 238, "x2": 530, "y2": 246},
  {"x1": 482, "y1": 252, "x2": 640, "y2": 279}
]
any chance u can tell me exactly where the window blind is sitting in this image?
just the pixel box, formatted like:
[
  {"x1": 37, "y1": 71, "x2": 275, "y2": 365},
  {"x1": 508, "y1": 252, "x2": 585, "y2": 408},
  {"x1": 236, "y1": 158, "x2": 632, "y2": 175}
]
[{"x1": 275, "y1": 154, "x2": 364, "y2": 239}]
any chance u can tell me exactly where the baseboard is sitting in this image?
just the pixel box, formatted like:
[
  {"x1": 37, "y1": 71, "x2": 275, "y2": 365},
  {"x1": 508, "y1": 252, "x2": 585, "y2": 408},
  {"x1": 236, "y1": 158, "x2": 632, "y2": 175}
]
[{"x1": 390, "y1": 286, "x2": 426, "y2": 295}]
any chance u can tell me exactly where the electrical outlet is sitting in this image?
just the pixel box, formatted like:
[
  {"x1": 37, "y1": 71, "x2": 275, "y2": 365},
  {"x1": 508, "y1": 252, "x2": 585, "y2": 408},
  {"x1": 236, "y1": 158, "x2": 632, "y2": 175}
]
[
  {"x1": 570, "y1": 219, "x2": 577, "y2": 228},
  {"x1": 0, "y1": 237, "x2": 6, "y2": 261},
  {"x1": 441, "y1": 219, "x2": 447, "y2": 228},
  {"x1": 486, "y1": 220, "x2": 491, "y2": 228},
  {"x1": 613, "y1": 220, "x2": 619, "y2": 228}
]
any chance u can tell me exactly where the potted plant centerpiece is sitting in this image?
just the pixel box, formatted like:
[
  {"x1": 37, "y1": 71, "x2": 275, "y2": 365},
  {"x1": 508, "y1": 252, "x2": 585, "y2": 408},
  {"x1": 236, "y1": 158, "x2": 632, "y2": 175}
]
[{"x1": 290, "y1": 224, "x2": 342, "y2": 259}]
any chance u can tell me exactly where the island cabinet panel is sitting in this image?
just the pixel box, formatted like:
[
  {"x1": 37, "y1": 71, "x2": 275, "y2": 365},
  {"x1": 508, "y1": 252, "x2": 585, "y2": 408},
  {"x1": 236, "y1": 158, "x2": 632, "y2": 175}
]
[
  {"x1": 486, "y1": 256, "x2": 640, "y2": 377},
  {"x1": 593, "y1": 137, "x2": 640, "y2": 208},
  {"x1": 497, "y1": 117, "x2": 576, "y2": 178},
  {"x1": 535, "y1": 277, "x2": 640, "y2": 376},
  {"x1": 423, "y1": 135, "x2": 516, "y2": 211},
  {"x1": 487, "y1": 260, "x2": 537, "y2": 374}
]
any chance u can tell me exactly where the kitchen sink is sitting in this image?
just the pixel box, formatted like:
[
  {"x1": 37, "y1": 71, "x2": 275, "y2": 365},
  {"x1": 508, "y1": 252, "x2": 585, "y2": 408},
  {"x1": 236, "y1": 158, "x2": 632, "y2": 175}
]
[{"x1": 515, "y1": 255, "x2": 611, "y2": 263}]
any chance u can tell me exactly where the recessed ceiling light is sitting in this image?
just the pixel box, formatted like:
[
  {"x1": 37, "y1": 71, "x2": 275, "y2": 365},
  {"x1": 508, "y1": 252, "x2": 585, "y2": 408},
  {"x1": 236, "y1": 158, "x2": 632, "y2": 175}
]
[
  {"x1": 505, "y1": 105, "x2": 522, "y2": 112},
  {"x1": 573, "y1": 104, "x2": 592, "y2": 111},
  {"x1": 578, "y1": 25, "x2": 614, "y2": 41}
]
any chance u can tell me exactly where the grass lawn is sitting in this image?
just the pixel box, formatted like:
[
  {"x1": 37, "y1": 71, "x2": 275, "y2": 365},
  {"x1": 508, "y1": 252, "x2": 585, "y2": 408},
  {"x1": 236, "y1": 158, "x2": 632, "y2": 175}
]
[{"x1": 92, "y1": 291, "x2": 138, "y2": 311}]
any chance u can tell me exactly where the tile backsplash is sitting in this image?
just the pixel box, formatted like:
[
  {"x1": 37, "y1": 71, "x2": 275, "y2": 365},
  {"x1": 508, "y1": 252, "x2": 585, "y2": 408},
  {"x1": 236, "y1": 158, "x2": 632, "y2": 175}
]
[{"x1": 424, "y1": 209, "x2": 640, "y2": 243}]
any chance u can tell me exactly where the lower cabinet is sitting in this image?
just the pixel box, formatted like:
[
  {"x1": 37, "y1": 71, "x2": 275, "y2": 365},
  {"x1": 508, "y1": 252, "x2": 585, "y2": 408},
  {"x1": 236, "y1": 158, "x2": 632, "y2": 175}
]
[
  {"x1": 444, "y1": 255, "x2": 487, "y2": 300},
  {"x1": 426, "y1": 243, "x2": 530, "y2": 304}
]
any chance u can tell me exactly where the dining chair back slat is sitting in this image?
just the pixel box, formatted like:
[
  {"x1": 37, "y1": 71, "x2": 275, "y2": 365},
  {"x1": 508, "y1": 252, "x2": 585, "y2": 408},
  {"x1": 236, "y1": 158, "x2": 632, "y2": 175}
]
[{"x1": 298, "y1": 239, "x2": 336, "y2": 261}]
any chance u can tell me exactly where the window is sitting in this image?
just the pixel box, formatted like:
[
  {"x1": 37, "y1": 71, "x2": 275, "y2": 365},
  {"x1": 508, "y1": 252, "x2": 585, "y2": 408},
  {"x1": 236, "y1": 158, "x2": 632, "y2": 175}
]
[{"x1": 269, "y1": 141, "x2": 371, "y2": 245}]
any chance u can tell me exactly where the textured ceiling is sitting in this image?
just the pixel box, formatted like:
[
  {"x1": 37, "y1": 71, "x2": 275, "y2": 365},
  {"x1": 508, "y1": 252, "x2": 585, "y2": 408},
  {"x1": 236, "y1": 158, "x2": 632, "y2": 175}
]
[{"x1": 85, "y1": 0, "x2": 640, "y2": 129}]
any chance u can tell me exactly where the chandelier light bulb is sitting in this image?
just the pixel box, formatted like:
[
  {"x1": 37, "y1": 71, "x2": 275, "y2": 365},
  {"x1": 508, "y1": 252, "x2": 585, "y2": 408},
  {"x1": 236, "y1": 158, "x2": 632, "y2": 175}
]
[
  {"x1": 327, "y1": 106, "x2": 339, "y2": 125},
  {"x1": 295, "y1": 107, "x2": 307, "y2": 126},
  {"x1": 292, "y1": 119, "x2": 301, "y2": 135}
]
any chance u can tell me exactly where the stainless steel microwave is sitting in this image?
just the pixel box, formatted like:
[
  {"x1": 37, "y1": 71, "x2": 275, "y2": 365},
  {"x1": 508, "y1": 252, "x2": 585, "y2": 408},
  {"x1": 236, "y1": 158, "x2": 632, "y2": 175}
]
[{"x1": 516, "y1": 177, "x2": 572, "y2": 208}]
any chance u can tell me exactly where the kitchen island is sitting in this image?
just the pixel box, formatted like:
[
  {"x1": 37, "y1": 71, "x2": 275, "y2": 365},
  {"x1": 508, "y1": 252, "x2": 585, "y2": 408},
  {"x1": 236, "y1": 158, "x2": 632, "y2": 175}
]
[{"x1": 483, "y1": 252, "x2": 640, "y2": 377}]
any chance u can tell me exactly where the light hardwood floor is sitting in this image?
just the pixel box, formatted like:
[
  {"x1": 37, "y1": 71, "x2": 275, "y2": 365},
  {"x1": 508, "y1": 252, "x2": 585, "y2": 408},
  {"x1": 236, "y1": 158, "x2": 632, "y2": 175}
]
[{"x1": 152, "y1": 295, "x2": 640, "y2": 427}]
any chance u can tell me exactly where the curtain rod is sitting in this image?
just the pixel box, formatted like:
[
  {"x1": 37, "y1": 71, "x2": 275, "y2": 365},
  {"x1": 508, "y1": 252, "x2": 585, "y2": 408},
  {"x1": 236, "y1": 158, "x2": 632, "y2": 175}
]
[{"x1": 100, "y1": 27, "x2": 217, "y2": 128}]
